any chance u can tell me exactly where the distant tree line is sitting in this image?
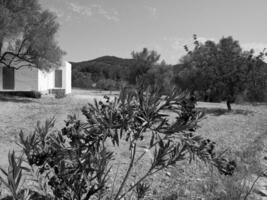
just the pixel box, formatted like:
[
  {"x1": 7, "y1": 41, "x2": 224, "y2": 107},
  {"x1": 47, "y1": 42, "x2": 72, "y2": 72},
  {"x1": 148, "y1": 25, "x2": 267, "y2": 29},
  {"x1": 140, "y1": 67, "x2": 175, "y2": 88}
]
[
  {"x1": 71, "y1": 48, "x2": 174, "y2": 93},
  {"x1": 71, "y1": 36, "x2": 267, "y2": 107}
]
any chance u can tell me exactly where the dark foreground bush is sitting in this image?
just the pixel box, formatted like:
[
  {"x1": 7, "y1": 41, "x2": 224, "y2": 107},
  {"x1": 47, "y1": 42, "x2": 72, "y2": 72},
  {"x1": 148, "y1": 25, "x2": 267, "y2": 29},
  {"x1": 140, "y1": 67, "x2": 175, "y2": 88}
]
[
  {"x1": 0, "y1": 91, "x2": 42, "y2": 98},
  {"x1": 0, "y1": 85, "x2": 237, "y2": 200}
]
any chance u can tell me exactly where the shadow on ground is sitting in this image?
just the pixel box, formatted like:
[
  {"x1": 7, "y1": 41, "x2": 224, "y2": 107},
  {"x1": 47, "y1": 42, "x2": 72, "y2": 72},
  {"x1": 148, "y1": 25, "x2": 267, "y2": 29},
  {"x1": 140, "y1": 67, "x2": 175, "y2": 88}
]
[
  {"x1": 0, "y1": 95, "x2": 34, "y2": 103},
  {"x1": 197, "y1": 107, "x2": 254, "y2": 116}
]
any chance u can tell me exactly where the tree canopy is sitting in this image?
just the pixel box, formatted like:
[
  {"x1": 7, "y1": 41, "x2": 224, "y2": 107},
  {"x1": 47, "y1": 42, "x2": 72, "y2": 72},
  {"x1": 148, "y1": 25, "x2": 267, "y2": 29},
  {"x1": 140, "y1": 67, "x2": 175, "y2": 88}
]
[
  {"x1": 174, "y1": 35, "x2": 267, "y2": 109},
  {"x1": 128, "y1": 48, "x2": 160, "y2": 84},
  {"x1": 0, "y1": 0, "x2": 65, "y2": 70}
]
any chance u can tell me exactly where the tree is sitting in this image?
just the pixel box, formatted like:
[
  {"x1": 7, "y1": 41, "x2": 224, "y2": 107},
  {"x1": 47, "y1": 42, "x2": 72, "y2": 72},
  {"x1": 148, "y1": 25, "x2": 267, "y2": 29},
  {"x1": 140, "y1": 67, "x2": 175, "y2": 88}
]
[
  {"x1": 0, "y1": 0, "x2": 65, "y2": 71},
  {"x1": 175, "y1": 35, "x2": 267, "y2": 110},
  {"x1": 142, "y1": 61, "x2": 174, "y2": 94},
  {"x1": 128, "y1": 48, "x2": 160, "y2": 84},
  {"x1": 244, "y1": 49, "x2": 267, "y2": 101}
]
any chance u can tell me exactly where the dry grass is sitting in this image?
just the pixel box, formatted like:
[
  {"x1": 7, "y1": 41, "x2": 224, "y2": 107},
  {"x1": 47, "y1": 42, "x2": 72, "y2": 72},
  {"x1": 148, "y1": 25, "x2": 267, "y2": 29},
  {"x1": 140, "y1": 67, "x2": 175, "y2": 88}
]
[
  {"x1": 151, "y1": 102, "x2": 267, "y2": 199},
  {"x1": 0, "y1": 89, "x2": 266, "y2": 199},
  {"x1": 0, "y1": 89, "x2": 118, "y2": 169}
]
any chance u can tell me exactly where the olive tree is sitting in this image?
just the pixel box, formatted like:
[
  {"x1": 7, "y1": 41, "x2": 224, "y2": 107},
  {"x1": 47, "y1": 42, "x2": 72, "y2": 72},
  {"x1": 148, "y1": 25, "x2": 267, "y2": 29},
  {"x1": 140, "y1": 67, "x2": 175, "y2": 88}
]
[{"x1": 0, "y1": 0, "x2": 65, "y2": 70}]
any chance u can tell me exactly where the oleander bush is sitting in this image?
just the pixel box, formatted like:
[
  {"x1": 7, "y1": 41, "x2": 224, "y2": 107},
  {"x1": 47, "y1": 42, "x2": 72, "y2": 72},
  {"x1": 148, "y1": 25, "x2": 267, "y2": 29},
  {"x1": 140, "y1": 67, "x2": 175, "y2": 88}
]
[{"x1": 0, "y1": 84, "x2": 237, "y2": 200}]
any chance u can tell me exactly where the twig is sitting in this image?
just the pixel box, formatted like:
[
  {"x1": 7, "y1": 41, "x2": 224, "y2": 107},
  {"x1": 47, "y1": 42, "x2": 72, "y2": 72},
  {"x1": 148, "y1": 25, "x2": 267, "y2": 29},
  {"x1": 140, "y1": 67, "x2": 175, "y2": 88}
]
[{"x1": 243, "y1": 175, "x2": 261, "y2": 200}]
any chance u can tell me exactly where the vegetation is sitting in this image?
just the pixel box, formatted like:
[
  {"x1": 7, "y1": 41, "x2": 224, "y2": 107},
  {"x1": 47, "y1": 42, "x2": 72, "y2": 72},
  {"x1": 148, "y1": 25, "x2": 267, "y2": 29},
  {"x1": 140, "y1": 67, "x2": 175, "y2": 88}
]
[
  {"x1": 72, "y1": 50, "x2": 173, "y2": 93},
  {"x1": 72, "y1": 36, "x2": 267, "y2": 107},
  {"x1": 0, "y1": 85, "x2": 238, "y2": 199},
  {"x1": 71, "y1": 56, "x2": 135, "y2": 90},
  {"x1": 174, "y1": 35, "x2": 267, "y2": 110},
  {"x1": 0, "y1": 91, "x2": 42, "y2": 98},
  {"x1": 0, "y1": 0, "x2": 266, "y2": 198},
  {"x1": 0, "y1": 0, "x2": 65, "y2": 70}
]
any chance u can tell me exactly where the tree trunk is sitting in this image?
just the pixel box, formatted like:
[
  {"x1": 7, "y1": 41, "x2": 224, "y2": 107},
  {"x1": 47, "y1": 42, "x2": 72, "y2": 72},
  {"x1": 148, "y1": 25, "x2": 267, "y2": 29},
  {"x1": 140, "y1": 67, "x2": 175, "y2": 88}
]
[
  {"x1": 0, "y1": 39, "x2": 3, "y2": 57},
  {"x1": 226, "y1": 100, "x2": 232, "y2": 111}
]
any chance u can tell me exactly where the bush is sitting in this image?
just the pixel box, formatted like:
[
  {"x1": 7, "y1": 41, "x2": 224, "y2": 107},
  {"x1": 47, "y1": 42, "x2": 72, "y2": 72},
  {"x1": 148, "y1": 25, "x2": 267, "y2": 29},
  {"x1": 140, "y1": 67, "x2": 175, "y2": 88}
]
[
  {"x1": 72, "y1": 71, "x2": 94, "y2": 89},
  {"x1": 0, "y1": 91, "x2": 42, "y2": 98},
  {"x1": 1, "y1": 85, "x2": 237, "y2": 199},
  {"x1": 96, "y1": 79, "x2": 119, "y2": 90},
  {"x1": 246, "y1": 87, "x2": 267, "y2": 102},
  {"x1": 30, "y1": 91, "x2": 42, "y2": 98}
]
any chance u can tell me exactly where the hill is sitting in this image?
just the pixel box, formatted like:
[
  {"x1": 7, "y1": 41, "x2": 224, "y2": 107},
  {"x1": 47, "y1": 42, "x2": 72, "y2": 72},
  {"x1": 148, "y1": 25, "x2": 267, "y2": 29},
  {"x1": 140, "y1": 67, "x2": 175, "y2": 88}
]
[
  {"x1": 70, "y1": 56, "x2": 136, "y2": 89},
  {"x1": 71, "y1": 56, "x2": 135, "y2": 67}
]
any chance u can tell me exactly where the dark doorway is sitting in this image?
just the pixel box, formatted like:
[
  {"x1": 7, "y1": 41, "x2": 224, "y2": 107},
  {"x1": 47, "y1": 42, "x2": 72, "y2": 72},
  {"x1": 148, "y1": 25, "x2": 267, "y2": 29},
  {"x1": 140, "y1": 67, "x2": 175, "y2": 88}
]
[
  {"x1": 3, "y1": 67, "x2": 15, "y2": 90},
  {"x1": 55, "y1": 69, "x2": 62, "y2": 88}
]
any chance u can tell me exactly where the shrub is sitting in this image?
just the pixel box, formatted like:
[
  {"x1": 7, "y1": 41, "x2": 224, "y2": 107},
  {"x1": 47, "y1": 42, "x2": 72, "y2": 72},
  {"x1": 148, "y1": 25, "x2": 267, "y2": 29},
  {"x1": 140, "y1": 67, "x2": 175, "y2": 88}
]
[
  {"x1": 96, "y1": 79, "x2": 119, "y2": 90},
  {"x1": 246, "y1": 86, "x2": 267, "y2": 102},
  {"x1": 1, "y1": 84, "x2": 237, "y2": 199},
  {"x1": 0, "y1": 91, "x2": 42, "y2": 99},
  {"x1": 72, "y1": 71, "x2": 94, "y2": 89},
  {"x1": 30, "y1": 91, "x2": 42, "y2": 99},
  {"x1": 0, "y1": 151, "x2": 31, "y2": 200}
]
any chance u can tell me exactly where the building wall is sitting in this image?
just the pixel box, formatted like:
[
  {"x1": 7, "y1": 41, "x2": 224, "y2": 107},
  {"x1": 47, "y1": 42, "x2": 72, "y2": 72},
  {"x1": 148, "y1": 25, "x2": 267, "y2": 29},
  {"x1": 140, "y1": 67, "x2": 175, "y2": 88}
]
[
  {"x1": 0, "y1": 66, "x2": 38, "y2": 91},
  {"x1": 37, "y1": 62, "x2": 72, "y2": 94},
  {"x1": 0, "y1": 61, "x2": 72, "y2": 94},
  {"x1": 53, "y1": 61, "x2": 72, "y2": 94},
  {"x1": 38, "y1": 70, "x2": 54, "y2": 94},
  {"x1": 65, "y1": 62, "x2": 72, "y2": 94}
]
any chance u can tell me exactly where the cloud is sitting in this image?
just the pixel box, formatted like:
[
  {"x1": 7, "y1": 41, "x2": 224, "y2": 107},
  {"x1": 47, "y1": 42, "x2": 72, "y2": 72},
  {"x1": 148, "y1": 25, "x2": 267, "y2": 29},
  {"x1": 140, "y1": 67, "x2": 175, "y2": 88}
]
[
  {"x1": 92, "y1": 4, "x2": 120, "y2": 22},
  {"x1": 69, "y1": 2, "x2": 93, "y2": 17},
  {"x1": 241, "y1": 43, "x2": 267, "y2": 62},
  {"x1": 49, "y1": 7, "x2": 65, "y2": 18},
  {"x1": 161, "y1": 36, "x2": 215, "y2": 64},
  {"x1": 163, "y1": 36, "x2": 215, "y2": 52},
  {"x1": 67, "y1": 2, "x2": 119, "y2": 22},
  {"x1": 38, "y1": 0, "x2": 72, "y2": 23},
  {"x1": 145, "y1": 6, "x2": 157, "y2": 18},
  {"x1": 163, "y1": 37, "x2": 189, "y2": 51},
  {"x1": 241, "y1": 43, "x2": 267, "y2": 53}
]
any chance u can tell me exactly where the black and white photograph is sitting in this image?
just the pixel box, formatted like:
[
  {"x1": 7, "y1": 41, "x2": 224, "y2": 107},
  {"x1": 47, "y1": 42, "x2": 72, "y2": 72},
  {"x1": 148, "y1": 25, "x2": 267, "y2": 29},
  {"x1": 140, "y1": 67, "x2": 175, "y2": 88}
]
[{"x1": 0, "y1": 0, "x2": 266, "y2": 199}]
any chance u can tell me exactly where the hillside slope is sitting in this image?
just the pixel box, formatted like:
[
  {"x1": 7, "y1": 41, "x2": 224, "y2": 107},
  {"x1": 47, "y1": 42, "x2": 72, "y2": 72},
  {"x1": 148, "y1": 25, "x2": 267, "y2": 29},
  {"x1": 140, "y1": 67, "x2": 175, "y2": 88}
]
[{"x1": 70, "y1": 56, "x2": 136, "y2": 89}]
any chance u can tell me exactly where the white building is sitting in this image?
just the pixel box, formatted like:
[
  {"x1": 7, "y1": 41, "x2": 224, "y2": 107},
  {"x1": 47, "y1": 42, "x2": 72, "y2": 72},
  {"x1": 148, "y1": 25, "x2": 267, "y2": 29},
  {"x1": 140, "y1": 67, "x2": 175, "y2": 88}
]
[{"x1": 0, "y1": 61, "x2": 72, "y2": 95}]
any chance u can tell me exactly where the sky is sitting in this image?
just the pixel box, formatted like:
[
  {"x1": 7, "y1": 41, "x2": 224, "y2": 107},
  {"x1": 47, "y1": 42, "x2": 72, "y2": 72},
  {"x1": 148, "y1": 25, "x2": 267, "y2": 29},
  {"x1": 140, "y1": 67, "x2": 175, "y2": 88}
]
[{"x1": 39, "y1": 0, "x2": 267, "y2": 64}]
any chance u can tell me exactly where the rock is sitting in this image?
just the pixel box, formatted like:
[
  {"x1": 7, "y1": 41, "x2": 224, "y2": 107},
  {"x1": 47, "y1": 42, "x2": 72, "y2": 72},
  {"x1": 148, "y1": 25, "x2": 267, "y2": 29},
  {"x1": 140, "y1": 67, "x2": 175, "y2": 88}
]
[{"x1": 166, "y1": 172, "x2": 171, "y2": 177}]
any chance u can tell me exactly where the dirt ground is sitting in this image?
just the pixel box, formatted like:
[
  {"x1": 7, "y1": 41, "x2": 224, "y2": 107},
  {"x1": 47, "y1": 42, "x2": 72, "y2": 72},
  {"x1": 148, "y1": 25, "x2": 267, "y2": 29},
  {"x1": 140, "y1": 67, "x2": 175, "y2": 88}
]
[
  {"x1": 0, "y1": 89, "x2": 119, "y2": 168},
  {"x1": 0, "y1": 89, "x2": 266, "y2": 199}
]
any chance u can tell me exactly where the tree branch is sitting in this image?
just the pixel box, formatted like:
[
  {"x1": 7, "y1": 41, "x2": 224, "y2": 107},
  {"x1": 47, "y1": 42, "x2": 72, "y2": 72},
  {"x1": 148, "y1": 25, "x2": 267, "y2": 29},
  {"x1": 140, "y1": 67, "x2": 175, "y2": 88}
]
[
  {"x1": 0, "y1": 51, "x2": 35, "y2": 68},
  {"x1": 114, "y1": 143, "x2": 137, "y2": 200}
]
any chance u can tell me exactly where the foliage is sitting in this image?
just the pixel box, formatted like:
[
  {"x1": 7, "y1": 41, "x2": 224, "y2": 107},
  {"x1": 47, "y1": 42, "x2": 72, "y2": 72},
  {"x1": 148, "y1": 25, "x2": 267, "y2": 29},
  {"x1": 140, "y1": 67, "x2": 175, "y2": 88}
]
[
  {"x1": 96, "y1": 78, "x2": 119, "y2": 91},
  {"x1": 0, "y1": 85, "x2": 237, "y2": 199},
  {"x1": 0, "y1": 91, "x2": 41, "y2": 99},
  {"x1": 0, "y1": 0, "x2": 65, "y2": 70},
  {"x1": 128, "y1": 48, "x2": 160, "y2": 85},
  {"x1": 174, "y1": 35, "x2": 267, "y2": 109},
  {"x1": 141, "y1": 61, "x2": 174, "y2": 94},
  {"x1": 0, "y1": 151, "x2": 31, "y2": 200},
  {"x1": 71, "y1": 56, "x2": 134, "y2": 89},
  {"x1": 71, "y1": 50, "x2": 168, "y2": 90},
  {"x1": 72, "y1": 72, "x2": 94, "y2": 89}
]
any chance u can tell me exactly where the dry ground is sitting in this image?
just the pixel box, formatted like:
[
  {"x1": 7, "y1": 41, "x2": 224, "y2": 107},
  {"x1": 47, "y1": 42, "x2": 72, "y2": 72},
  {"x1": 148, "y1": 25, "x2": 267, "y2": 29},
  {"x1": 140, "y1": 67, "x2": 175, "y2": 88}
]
[
  {"x1": 0, "y1": 89, "x2": 266, "y2": 199},
  {"x1": 0, "y1": 89, "x2": 119, "y2": 168}
]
